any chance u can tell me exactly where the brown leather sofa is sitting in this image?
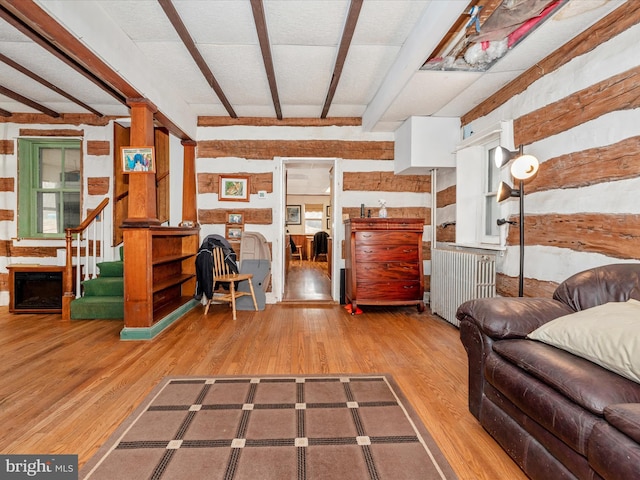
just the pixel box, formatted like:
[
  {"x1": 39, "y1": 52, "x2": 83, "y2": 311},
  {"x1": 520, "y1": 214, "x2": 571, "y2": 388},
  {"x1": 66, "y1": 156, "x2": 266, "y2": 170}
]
[{"x1": 457, "y1": 264, "x2": 640, "y2": 480}]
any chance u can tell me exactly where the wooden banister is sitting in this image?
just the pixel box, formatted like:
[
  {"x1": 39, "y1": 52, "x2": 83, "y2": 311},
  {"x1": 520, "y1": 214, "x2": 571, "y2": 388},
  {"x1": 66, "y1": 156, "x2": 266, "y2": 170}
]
[
  {"x1": 66, "y1": 197, "x2": 109, "y2": 234},
  {"x1": 62, "y1": 197, "x2": 110, "y2": 320}
]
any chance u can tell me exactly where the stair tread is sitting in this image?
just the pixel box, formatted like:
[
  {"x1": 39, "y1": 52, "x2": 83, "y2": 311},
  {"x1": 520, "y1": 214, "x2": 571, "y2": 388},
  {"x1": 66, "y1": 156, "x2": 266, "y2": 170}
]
[
  {"x1": 82, "y1": 277, "x2": 123, "y2": 284},
  {"x1": 70, "y1": 295, "x2": 124, "y2": 320},
  {"x1": 73, "y1": 296, "x2": 124, "y2": 303},
  {"x1": 97, "y1": 260, "x2": 124, "y2": 277}
]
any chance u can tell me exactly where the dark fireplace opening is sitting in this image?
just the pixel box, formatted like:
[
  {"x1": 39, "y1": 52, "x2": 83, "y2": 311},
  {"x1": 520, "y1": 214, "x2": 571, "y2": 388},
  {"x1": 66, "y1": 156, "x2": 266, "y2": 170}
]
[{"x1": 14, "y1": 271, "x2": 63, "y2": 310}]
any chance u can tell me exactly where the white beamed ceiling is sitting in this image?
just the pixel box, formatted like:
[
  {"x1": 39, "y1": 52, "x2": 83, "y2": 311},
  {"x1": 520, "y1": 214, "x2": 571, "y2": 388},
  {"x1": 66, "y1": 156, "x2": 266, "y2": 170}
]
[{"x1": 0, "y1": 0, "x2": 627, "y2": 138}]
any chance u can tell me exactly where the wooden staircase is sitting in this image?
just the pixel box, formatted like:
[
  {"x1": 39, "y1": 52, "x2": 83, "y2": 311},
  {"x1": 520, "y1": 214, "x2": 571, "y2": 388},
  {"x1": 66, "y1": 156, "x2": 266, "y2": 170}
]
[{"x1": 70, "y1": 253, "x2": 124, "y2": 320}]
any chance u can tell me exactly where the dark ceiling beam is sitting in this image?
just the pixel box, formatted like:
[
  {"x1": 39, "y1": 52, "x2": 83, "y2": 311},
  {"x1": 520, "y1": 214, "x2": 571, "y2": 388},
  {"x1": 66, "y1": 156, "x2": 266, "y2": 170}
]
[
  {"x1": 0, "y1": 107, "x2": 12, "y2": 117},
  {"x1": 321, "y1": 0, "x2": 363, "y2": 118},
  {"x1": 250, "y1": 0, "x2": 282, "y2": 120},
  {"x1": 0, "y1": 2, "x2": 128, "y2": 104},
  {"x1": 0, "y1": 0, "x2": 193, "y2": 140},
  {"x1": 0, "y1": 52, "x2": 104, "y2": 117},
  {"x1": 0, "y1": 84, "x2": 60, "y2": 117},
  {"x1": 158, "y1": 0, "x2": 237, "y2": 118}
]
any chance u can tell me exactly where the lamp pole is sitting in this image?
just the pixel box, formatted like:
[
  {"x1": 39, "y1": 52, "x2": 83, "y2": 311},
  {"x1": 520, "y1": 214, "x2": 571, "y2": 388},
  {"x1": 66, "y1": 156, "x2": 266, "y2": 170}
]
[{"x1": 518, "y1": 179, "x2": 524, "y2": 297}]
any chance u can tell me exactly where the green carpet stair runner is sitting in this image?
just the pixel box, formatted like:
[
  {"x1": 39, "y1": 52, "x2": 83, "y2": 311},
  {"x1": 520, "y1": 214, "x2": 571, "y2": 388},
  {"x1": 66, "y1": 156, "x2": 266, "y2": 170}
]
[{"x1": 70, "y1": 250, "x2": 124, "y2": 320}]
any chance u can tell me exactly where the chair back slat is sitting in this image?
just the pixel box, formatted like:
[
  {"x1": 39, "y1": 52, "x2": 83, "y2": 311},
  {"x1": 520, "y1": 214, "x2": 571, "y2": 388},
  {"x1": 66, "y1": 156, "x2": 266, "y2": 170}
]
[{"x1": 212, "y1": 247, "x2": 234, "y2": 278}]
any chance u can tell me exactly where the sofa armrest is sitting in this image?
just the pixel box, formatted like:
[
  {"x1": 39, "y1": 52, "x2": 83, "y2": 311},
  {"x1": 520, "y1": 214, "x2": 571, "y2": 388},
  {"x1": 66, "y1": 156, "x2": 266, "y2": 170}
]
[
  {"x1": 604, "y1": 403, "x2": 640, "y2": 444},
  {"x1": 457, "y1": 296, "x2": 574, "y2": 420},
  {"x1": 456, "y1": 297, "x2": 574, "y2": 340}
]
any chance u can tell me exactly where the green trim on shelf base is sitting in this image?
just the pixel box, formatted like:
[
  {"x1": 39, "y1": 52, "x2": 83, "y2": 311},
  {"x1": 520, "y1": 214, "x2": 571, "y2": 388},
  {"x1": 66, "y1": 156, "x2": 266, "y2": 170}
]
[{"x1": 119, "y1": 299, "x2": 198, "y2": 340}]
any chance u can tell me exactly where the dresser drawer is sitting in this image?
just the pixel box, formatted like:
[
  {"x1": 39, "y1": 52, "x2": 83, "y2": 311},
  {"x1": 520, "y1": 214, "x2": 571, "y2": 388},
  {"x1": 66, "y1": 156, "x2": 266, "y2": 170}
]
[
  {"x1": 356, "y1": 280, "x2": 423, "y2": 301},
  {"x1": 356, "y1": 262, "x2": 420, "y2": 281},
  {"x1": 355, "y1": 244, "x2": 419, "y2": 263},
  {"x1": 355, "y1": 231, "x2": 419, "y2": 245}
]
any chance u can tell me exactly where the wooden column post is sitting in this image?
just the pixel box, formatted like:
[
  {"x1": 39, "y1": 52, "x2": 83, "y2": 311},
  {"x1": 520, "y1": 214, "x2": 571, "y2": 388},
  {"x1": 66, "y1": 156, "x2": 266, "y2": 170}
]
[
  {"x1": 123, "y1": 98, "x2": 158, "y2": 328},
  {"x1": 181, "y1": 140, "x2": 197, "y2": 224},
  {"x1": 123, "y1": 98, "x2": 160, "y2": 226}
]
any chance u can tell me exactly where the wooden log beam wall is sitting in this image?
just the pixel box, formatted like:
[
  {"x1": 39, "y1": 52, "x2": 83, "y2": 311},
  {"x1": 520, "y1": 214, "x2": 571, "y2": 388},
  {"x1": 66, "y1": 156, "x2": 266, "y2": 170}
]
[
  {"x1": 198, "y1": 117, "x2": 361, "y2": 127},
  {"x1": 528, "y1": 135, "x2": 640, "y2": 194},
  {"x1": 87, "y1": 177, "x2": 109, "y2": 195},
  {"x1": 462, "y1": 2, "x2": 640, "y2": 125},
  {"x1": 342, "y1": 171, "x2": 430, "y2": 192},
  {"x1": 0, "y1": 240, "x2": 101, "y2": 258},
  {"x1": 198, "y1": 208, "x2": 273, "y2": 225},
  {"x1": 435, "y1": 184, "x2": 456, "y2": 243},
  {"x1": 496, "y1": 273, "x2": 558, "y2": 299},
  {"x1": 0, "y1": 113, "x2": 114, "y2": 126},
  {"x1": 198, "y1": 172, "x2": 273, "y2": 194},
  {"x1": 0, "y1": 174, "x2": 15, "y2": 220},
  {"x1": 87, "y1": 140, "x2": 110, "y2": 156},
  {"x1": 514, "y1": 65, "x2": 640, "y2": 146},
  {"x1": 505, "y1": 213, "x2": 640, "y2": 261},
  {"x1": 19, "y1": 128, "x2": 83, "y2": 137},
  {"x1": 436, "y1": 185, "x2": 455, "y2": 208},
  {"x1": 197, "y1": 140, "x2": 394, "y2": 160},
  {"x1": 456, "y1": 3, "x2": 640, "y2": 298},
  {"x1": 0, "y1": 140, "x2": 14, "y2": 154}
]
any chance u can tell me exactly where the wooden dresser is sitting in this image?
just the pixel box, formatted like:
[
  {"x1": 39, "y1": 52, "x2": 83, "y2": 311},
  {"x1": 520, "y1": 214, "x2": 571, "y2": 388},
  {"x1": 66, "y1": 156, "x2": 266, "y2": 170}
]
[{"x1": 344, "y1": 218, "x2": 425, "y2": 313}]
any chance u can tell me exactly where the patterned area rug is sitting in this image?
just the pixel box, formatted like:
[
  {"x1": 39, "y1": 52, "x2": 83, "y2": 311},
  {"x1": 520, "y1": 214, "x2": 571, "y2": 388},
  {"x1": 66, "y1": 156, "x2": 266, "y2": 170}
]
[{"x1": 80, "y1": 375, "x2": 458, "y2": 479}]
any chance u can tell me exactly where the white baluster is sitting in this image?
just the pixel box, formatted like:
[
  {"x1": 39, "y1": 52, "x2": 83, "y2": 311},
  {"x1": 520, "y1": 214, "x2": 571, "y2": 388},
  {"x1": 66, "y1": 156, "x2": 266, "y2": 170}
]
[{"x1": 75, "y1": 233, "x2": 81, "y2": 298}]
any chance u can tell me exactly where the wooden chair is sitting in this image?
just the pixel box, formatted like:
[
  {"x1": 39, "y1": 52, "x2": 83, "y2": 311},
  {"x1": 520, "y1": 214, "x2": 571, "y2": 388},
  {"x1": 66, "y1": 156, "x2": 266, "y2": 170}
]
[
  {"x1": 292, "y1": 244, "x2": 303, "y2": 264},
  {"x1": 204, "y1": 247, "x2": 258, "y2": 320}
]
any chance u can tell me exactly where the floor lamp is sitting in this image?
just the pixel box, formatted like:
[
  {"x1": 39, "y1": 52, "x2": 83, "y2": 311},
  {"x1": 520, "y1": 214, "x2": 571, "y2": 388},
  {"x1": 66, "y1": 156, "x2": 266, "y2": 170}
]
[{"x1": 495, "y1": 146, "x2": 539, "y2": 297}]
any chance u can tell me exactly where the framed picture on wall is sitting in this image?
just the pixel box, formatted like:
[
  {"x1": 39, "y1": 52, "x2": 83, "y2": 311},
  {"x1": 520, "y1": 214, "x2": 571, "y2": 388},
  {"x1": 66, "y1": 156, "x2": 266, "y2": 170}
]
[
  {"x1": 326, "y1": 205, "x2": 331, "y2": 217},
  {"x1": 286, "y1": 205, "x2": 301, "y2": 225},
  {"x1": 226, "y1": 224, "x2": 244, "y2": 240},
  {"x1": 326, "y1": 218, "x2": 331, "y2": 230},
  {"x1": 121, "y1": 146, "x2": 155, "y2": 173},
  {"x1": 227, "y1": 213, "x2": 244, "y2": 224},
  {"x1": 219, "y1": 175, "x2": 250, "y2": 201}
]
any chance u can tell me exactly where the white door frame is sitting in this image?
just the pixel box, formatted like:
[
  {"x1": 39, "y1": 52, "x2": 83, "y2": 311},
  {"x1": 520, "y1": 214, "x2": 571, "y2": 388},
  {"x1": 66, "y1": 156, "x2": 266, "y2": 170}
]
[{"x1": 276, "y1": 156, "x2": 340, "y2": 301}]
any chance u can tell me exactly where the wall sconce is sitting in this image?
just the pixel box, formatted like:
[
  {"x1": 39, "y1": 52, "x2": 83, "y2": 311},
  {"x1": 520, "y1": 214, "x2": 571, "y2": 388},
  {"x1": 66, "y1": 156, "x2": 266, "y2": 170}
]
[{"x1": 496, "y1": 144, "x2": 539, "y2": 297}]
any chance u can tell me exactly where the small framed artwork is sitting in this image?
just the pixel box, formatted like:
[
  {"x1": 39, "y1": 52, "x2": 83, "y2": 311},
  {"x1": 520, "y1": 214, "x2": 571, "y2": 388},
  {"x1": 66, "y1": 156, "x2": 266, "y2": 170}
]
[
  {"x1": 227, "y1": 212, "x2": 244, "y2": 224},
  {"x1": 286, "y1": 205, "x2": 301, "y2": 225},
  {"x1": 122, "y1": 146, "x2": 155, "y2": 173},
  {"x1": 326, "y1": 218, "x2": 331, "y2": 229},
  {"x1": 219, "y1": 175, "x2": 250, "y2": 202},
  {"x1": 326, "y1": 205, "x2": 331, "y2": 217},
  {"x1": 226, "y1": 224, "x2": 244, "y2": 240}
]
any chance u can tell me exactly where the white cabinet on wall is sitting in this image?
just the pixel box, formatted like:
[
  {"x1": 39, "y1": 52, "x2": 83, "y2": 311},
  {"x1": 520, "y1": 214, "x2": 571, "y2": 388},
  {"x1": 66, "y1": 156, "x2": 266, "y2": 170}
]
[{"x1": 394, "y1": 116, "x2": 461, "y2": 173}]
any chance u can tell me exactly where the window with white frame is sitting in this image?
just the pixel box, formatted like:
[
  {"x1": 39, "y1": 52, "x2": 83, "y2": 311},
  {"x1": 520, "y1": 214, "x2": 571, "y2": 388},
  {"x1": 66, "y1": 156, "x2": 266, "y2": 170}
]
[
  {"x1": 18, "y1": 138, "x2": 82, "y2": 238},
  {"x1": 455, "y1": 121, "x2": 513, "y2": 248},
  {"x1": 304, "y1": 203, "x2": 323, "y2": 234},
  {"x1": 483, "y1": 141, "x2": 502, "y2": 242}
]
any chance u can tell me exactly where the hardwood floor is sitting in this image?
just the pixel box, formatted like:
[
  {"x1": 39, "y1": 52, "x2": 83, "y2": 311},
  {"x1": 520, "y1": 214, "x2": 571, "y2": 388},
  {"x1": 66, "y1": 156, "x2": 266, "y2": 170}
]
[
  {"x1": 283, "y1": 259, "x2": 332, "y2": 302},
  {"x1": 0, "y1": 302, "x2": 527, "y2": 480}
]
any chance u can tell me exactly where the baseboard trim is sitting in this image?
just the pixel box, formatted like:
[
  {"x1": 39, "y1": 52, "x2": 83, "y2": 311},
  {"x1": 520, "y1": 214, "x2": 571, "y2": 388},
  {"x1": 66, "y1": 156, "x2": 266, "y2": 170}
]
[{"x1": 119, "y1": 299, "x2": 198, "y2": 340}]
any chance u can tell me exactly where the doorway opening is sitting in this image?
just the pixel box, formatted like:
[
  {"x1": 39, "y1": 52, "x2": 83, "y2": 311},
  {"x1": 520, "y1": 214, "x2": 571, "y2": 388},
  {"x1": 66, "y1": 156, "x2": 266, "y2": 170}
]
[{"x1": 282, "y1": 159, "x2": 335, "y2": 303}]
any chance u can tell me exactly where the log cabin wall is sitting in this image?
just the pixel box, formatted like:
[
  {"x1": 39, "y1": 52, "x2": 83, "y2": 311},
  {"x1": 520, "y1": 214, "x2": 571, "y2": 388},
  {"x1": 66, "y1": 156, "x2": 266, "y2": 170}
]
[
  {"x1": 0, "y1": 117, "x2": 119, "y2": 305},
  {"x1": 195, "y1": 124, "x2": 432, "y2": 300},
  {"x1": 456, "y1": 8, "x2": 640, "y2": 298}
]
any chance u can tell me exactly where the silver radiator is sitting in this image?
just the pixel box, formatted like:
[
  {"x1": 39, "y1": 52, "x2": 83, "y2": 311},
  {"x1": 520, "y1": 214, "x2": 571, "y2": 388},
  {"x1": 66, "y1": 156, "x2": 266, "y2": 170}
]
[{"x1": 431, "y1": 248, "x2": 496, "y2": 326}]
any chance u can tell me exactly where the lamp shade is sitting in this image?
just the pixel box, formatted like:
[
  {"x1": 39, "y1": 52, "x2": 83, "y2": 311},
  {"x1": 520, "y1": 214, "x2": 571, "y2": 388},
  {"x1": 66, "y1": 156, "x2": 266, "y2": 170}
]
[
  {"x1": 510, "y1": 154, "x2": 539, "y2": 181},
  {"x1": 494, "y1": 146, "x2": 520, "y2": 168},
  {"x1": 497, "y1": 181, "x2": 520, "y2": 202}
]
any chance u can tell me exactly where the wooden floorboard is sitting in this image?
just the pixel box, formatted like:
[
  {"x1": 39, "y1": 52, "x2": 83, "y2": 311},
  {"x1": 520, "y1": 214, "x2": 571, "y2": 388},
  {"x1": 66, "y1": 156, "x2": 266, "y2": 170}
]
[{"x1": 0, "y1": 303, "x2": 527, "y2": 480}]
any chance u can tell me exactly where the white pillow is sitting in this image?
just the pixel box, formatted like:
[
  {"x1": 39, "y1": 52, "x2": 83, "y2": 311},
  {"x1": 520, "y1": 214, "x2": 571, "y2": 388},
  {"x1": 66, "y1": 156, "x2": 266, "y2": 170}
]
[{"x1": 527, "y1": 299, "x2": 640, "y2": 384}]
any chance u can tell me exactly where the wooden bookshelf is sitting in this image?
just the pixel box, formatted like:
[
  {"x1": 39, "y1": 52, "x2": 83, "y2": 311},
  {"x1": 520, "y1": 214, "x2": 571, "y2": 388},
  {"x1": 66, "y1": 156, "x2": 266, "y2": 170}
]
[{"x1": 123, "y1": 225, "x2": 199, "y2": 328}]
